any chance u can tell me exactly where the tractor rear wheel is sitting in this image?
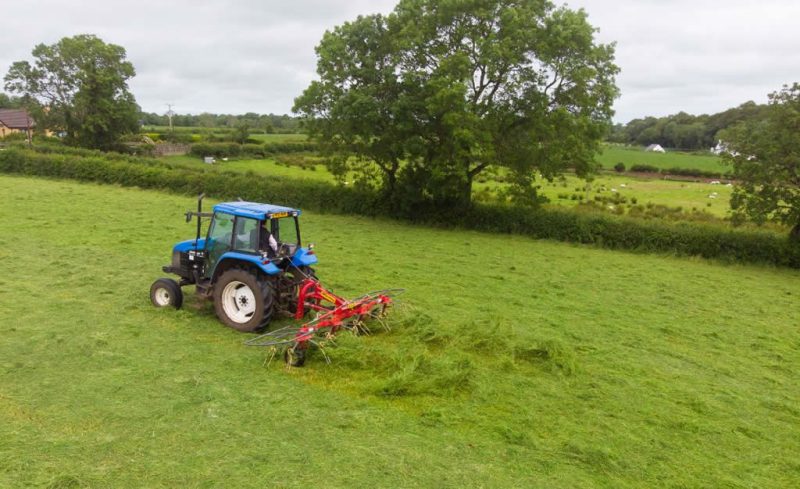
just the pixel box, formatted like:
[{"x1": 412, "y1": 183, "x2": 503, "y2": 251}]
[
  {"x1": 150, "y1": 278, "x2": 183, "y2": 309},
  {"x1": 213, "y1": 268, "x2": 275, "y2": 332}
]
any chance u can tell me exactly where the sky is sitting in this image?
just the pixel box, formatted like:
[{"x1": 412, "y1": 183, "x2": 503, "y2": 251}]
[{"x1": 1, "y1": 0, "x2": 798, "y2": 123}]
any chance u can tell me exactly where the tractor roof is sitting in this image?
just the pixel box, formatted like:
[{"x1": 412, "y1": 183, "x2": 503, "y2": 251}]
[{"x1": 213, "y1": 201, "x2": 301, "y2": 220}]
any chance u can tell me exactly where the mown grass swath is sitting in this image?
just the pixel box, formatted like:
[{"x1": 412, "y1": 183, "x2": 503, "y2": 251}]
[{"x1": 1, "y1": 175, "x2": 798, "y2": 487}]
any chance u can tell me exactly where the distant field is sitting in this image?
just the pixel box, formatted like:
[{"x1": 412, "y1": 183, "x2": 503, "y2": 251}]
[
  {"x1": 141, "y1": 126, "x2": 307, "y2": 143},
  {"x1": 248, "y1": 133, "x2": 308, "y2": 143},
  {"x1": 538, "y1": 173, "x2": 734, "y2": 217},
  {"x1": 597, "y1": 145, "x2": 727, "y2": 173},
  {"x1": 162, "y1": 154, "x2": 334, "y2": 182},
  {"x1": 2, "y1": 175, "x2": 798, "y2": 487},
  {"x1": 166, "y1": 153, "x2": 736, "y2": 218}
]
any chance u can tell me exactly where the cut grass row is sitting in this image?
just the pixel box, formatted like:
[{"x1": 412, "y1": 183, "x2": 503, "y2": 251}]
[{"x1": 1, "y1": 175, "x2": 799, "y2": 488}]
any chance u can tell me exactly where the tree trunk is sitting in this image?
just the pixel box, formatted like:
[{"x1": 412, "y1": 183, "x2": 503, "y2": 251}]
[{"x1": 790, "y1": 222, "x2": 800, "y2": 243}]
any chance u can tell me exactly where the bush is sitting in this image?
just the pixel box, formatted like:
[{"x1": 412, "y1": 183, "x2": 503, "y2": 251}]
[
  {"x1": 614, "y1": 162, "x2": 625, "y2": 173},
  {"x1": 630, "y1": 164, "x2": 660, "y2": 173},
  {"x1": 664, "y1": 167, "x2": 727, "y2": 179},
  {"x1": 1, "y1": 147, "x2": 798, "y2": 268}
]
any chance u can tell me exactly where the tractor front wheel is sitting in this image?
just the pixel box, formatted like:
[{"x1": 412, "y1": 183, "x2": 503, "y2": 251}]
[
  {"x1": 213, "y1": 268, "x2": 275, "y2": 332},
  {"x1": 150, "y1": 278, "x2": 183, "y2": 309}
]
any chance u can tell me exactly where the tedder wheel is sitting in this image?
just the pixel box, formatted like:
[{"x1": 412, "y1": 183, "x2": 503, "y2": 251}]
[
  {"x1": 213, "y1": 268, "x2": 275, "y2": 332},
  {"x1": 284, "y1": 344, "x2": 307, "y2": 367},
  {"x1": 150, "y1": 278, "x2": 183, "y2": 309}
]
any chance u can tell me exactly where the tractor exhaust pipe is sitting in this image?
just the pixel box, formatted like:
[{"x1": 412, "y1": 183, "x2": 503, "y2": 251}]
[{"x1": 195, "y1": 193, "x2": 205, "y2": 245}]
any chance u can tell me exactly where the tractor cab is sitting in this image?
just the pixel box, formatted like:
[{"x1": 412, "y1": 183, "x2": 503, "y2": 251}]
[{"x1": 202, "y1": 201, "x2": 316, "y2": 280}]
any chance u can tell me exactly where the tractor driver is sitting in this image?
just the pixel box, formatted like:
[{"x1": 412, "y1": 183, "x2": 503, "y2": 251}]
[{"x1": 259, "y1": 220, "x2": 279, "y2": 257}]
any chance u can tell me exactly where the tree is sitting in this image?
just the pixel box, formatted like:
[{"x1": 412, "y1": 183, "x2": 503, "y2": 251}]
[
  {"x1": 233, "y1": 121, "x2": 252, "y2": 144},
  {"x1": 722, "y1": 83, "x2": 800, "y2": 241},
  {"x1": 0, "y1": 92, "x2": 22, "y2": 109},
  {"x1": 294, "y1": 0, "x2": 619, "y2": 210},
  {"x1": 4, "y1": 35, "x2": 139, "y2": 150}
]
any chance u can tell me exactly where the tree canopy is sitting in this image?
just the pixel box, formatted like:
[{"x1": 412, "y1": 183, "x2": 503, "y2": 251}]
[
  {"x1": 608, "y1": 102, "x2": 771, "y2": 150},
  {"x1": 294, "y1": 0, "x2": 619, "y2": 211},
  {"x1": 4, "y1": 35, "x2": 139, "y2": 150},
  {"x1": 722, "y1": 83, "x2": 800, "y2": 240}
]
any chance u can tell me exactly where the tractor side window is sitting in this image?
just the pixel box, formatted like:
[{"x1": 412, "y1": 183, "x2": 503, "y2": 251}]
[
  {"x1": 205, "y1": 212, "x2": 235, "y2": 276},
  {"x1": 276, "y1": 217, "x2": 299, "y2": 245},
  {"x1": 233, "y1": 217, "x2": 259, "y2": 253},
  {"x1": 208, "y1": 212, "x2": 234, "y2": 245}
]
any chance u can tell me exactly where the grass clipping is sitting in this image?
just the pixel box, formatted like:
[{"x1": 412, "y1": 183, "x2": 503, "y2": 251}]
[{"x1": 312, "y1": 307, "x2": 578, "y2": 399}]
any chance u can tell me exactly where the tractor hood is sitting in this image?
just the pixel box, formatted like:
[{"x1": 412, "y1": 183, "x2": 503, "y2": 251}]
[{"x1": 173, "y1": 238, "x2": 206, "y2": 253}]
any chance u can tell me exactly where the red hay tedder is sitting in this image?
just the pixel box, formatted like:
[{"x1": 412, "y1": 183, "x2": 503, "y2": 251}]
[{"x1": 245, "y1": 277, "x2": 403, "y2": 366}]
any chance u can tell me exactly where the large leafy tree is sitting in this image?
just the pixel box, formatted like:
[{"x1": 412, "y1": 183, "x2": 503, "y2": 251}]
[
  {"x1": 4, "y1": 35, "x2": 139, "y2": 150},
  {"x1": 294, "y1": 0, "x2": 619, "y2": 210},
  {"x1": 722, "y1": 83, "x2": 800, "y2": 241}
]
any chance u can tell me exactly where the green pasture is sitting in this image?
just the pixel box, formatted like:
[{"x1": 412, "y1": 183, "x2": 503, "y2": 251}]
[
  {"x1": 1, "y1": 175, "x2": 798, "y2": 488},
  {"x1": 162, "y1": 154, "x2": 335, "y2": 183},
  {"x1": 166, "y1": 153, "x2": 736, "y2": 218},
  {"x1": 597, "y1": 145, "x2": 727, "y2": 173},
  {"x1": 536, "y1": 173, "x2": 734, "y2": 218}
]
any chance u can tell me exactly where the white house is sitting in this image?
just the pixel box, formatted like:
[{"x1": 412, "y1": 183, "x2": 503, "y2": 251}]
[
  {"x1": 645, "y1": 144, "x2": 665, "y2": 153},
  {"x1": 710, "y1": 140, "x2": 728, "y2": 155}
]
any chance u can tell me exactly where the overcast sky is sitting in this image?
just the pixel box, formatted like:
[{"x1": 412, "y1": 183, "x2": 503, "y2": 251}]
[{"x1": 2, "y1": 0, "x2": 799, "y2": 122}]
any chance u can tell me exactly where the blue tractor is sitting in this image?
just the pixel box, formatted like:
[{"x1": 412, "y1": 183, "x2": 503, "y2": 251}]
[{"x1": 150, "y1": 195, "x2": 318, "y2": 332}]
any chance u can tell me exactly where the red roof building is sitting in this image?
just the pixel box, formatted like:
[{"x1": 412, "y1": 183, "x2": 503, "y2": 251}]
[{"x1": 0, "y1": 109, "x2": 35, "y2": 138}]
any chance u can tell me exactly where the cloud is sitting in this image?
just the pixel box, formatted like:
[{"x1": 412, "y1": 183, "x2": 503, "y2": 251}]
[{"x1": 2, "y1": 0, "x2": 798, "y2": 121}]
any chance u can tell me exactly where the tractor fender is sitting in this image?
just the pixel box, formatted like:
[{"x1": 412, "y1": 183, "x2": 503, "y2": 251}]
[
  {"x1": 173, "y1": 238, "x2": 206, "y2": 253},
  {"x1": 291, "y1": 247, "x2": 319, "y2": 267},
  {"x1": 210, "y1": 252, "x2": 282, "y2": 281}
]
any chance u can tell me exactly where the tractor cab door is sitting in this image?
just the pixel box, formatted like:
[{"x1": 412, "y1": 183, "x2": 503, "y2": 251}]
[
  {"x1": 272, "y1": 216, "x2": 301, "y2": 254},
  {"x1": 204, "y1": 211, "x2": 235, "y2": 277}
]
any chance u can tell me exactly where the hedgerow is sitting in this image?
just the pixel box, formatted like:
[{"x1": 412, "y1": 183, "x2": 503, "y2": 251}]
[
  {"x1": 1, "y1": 148, "x2": 797, "y2": 268},
  {"x1": 189, "y1": 141, "x2": 319, "y2": 158}
]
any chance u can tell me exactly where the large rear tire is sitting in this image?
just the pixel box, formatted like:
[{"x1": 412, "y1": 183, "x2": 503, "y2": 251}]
[
  {"x1": 150, "y1": 278, "x2": 183, "y2": 309},
  {"x1": 213, "y1": 268, "x2": 275, "y2": 332}
]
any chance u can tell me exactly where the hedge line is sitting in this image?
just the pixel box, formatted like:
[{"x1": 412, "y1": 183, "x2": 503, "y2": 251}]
[
  {"x1": 629, "y1": 163, "x2": 729, "y2": 179},
  {"x1": 1, "y1": 148, "x2": 797, "y2": 268},
  {"x1": 190, "y1": 142, "x2": 319, "y2": 158}
]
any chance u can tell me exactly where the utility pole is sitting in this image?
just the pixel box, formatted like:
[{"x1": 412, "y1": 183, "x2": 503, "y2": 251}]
[{"x1": 166, "y1": 103, "x2": 175, "y2": 133}]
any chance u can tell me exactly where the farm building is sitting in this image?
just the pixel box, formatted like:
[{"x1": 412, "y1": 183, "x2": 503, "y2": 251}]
[
  {"x1": 645, "y1": 143, "x2": 665, "y2": 153},
  {"x1": 710, "y1": 140, "x2": 728, "y2": 155},
  {"x1": 0, "y1": 109, "x2": 35, "y2": 139}
]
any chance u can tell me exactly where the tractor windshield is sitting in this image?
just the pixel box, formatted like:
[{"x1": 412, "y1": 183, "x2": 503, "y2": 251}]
[{"x1": 275, "y1": 216, "x2": 299, "y2": 246}]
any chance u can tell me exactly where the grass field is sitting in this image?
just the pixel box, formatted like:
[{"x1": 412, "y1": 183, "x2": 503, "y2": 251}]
[
  {"x1": 536, "y1": 173, "x2": 734, "y2": 217},
  {"x1": 166, "y1": 153, "x2": 737, "y2": 218},
  {"x1": 163, "y1": 155, "x2": 335, "y2": 182},
  {"x1": 1, "y1": 175, "x2": 798, "y2": 488},
  {"x1": 597, "y1": 145, "x2": 727, "y2": 173}
]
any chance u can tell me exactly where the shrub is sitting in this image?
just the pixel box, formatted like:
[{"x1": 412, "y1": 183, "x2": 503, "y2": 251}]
[
  {"x1": 630, "y1": 164, "x2": 660, "y2": 173},
  {"x1": 614, "y1": 162, "x2": 625, "y2": 172},
  {"x1": 664, "y1": 167, "x2": 729, "y2": 179}
]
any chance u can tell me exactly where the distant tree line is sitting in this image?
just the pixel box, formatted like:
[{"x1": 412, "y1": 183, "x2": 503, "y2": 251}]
[
  {"x1": 139, "y1": 112, "x2": 302, "y2": 134},
  {"x1": 0, "y1": 93, "x2": 24, "y2": 109},
  {"x1": 608, "y1": 102, "x2": 770, "y2": 150}
]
